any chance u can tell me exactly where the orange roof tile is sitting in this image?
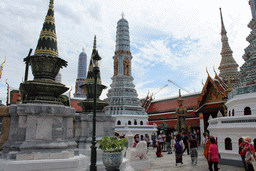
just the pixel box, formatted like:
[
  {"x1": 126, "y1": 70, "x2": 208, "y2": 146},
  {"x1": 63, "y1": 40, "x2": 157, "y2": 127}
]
[
  {"x1": 70, "y1": 100, "x2": 83, "y2": 112},
  {"x1": 147, "y1": 95, "x2": 199, "y2": 114},
  {"x1": 148, "y1": 118, "x2": 199, "y2": 127}
]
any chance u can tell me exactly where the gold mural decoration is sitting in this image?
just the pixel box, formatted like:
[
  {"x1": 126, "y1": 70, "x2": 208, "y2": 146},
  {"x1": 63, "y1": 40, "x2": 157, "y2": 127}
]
[
  {"x1": 205, "y1": 85, "x2": 223, "y2": 103},
  {"x1": 123, "y1": 57, "x2": 130, "y2": 76}
]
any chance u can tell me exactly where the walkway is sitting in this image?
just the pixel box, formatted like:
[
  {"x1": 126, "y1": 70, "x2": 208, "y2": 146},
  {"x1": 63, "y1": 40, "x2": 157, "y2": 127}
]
[{"x1": 145, "y1": 146, "x2": 243, "y2": 171}]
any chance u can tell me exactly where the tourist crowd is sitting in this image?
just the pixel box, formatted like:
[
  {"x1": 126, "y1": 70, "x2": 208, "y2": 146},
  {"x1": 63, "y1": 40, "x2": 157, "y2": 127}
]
[{"x1": 115, "y1": 131, "x2": 256, "y2": 171}]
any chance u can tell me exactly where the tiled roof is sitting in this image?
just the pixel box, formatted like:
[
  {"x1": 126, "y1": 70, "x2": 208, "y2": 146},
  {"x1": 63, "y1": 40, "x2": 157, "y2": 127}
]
[
  {"x1": 148, "y1": 118, "x2": 199, "y2": 127},
  {"x1": 148, "y1": 110, "x2": 196, "y2": 120},
  {"x1": 147, "y1": 95, "x2": 199, "y2": 114},
  {"x1": 70, "y1": 100, "x2": 83, "y2": 112}
]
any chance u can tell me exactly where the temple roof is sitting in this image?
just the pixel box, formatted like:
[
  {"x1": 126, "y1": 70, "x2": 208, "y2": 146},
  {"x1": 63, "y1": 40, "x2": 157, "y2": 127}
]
[
  {"x1": 146, "y1": 93, "x2": 199, "y2": 114},
  {"x1": 196, "y1": 73, "x2": 227, "y2": 113},
  {"x1": 34, "y1": 0, "x2": 59, "y2": 57}
]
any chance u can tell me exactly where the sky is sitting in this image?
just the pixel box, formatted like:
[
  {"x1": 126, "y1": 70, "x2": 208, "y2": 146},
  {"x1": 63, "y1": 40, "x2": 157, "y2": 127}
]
[{"x1": 0, "y1": 0, "x2": 253, "y2": 104}]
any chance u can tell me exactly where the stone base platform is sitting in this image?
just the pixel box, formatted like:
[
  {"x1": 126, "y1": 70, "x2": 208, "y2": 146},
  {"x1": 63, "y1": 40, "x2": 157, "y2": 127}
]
[
  {"x1": 0, "y1": 155, "x2": 89, "y2": 171},
  {"x1": 1, "y1": 150, "x2": 75, "y2": 160},
  {"x1": 130, "y1": 159, "x2": 150, "y2": 171}
]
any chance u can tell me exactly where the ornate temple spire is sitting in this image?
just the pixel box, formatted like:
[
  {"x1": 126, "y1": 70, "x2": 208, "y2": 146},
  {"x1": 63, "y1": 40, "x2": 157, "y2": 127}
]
[
  {"x1": 239, "y1": 0, "x2": 256, "y2": 84},
  {"x1": 93, "y1": 35, "x2": 97, "y2": 50},
  {"x1": 218, "y1": 8, "x2": 239, "y2": 86},
  {"x1": 249, "y1": 0, "x2": 256, "y2": 18},
  {"x1": 85, "y1": 36, "x2": 101, "y2": 84},
  {"x1": 115, "y1": 15, "x2": 131, "y2": 54},
  {"x1": 74, "y1": 46, "x2": 87, "y2": 98},
  {"x1": 34, "y1": 0, "x2": 59, "y2": 57}
]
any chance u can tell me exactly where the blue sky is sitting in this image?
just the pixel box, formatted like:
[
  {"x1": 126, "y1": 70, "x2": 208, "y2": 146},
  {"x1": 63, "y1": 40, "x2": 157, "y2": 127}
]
[{"x1": 0, "y1": 0, "x2": 252, "y2": 104}]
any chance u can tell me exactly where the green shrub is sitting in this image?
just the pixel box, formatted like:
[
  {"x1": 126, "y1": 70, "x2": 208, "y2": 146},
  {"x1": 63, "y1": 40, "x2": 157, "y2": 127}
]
[{"x1": 98, "y1": 136, "x2": 127, "y2": 152}]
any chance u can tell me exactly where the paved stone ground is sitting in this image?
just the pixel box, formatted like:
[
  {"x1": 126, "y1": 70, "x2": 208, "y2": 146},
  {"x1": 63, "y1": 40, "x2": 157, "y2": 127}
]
[{"x1": 145, "y1": 146, "x2": 243, "y2": 171}]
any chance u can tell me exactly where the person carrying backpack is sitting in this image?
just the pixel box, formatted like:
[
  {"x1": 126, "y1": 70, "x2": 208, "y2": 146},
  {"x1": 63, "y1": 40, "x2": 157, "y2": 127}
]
[{"x1": 174, "y1": 134, "x2": 184, "y2": 166}]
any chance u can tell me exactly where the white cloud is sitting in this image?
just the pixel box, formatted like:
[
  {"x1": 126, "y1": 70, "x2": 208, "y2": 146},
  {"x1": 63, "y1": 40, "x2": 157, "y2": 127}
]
[{"x1": 0, "y1": 0, "x2": 252, "y2": 103}]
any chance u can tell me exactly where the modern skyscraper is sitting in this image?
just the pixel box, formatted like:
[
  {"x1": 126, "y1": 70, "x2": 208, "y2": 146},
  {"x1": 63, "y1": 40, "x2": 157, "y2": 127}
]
[
  {"x1": 105, "y1": 14, "x2": 156, "y2": 135},
  {"x1": 74, "y1": 48, "x2": 87, "y2": 98}
]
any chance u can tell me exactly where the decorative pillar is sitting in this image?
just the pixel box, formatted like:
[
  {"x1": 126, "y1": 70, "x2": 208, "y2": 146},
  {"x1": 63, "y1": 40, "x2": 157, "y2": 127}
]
[
  {"x1": 0, "y1": 107, "x2": 10, "y2": 150},
  {"x1": 199, "y1": 113, "x2": 204, "y2": 145}
]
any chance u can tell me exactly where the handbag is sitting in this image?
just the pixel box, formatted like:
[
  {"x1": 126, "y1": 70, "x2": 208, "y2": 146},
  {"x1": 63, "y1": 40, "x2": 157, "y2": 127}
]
[
  {"x1": 250, "y1": 154, "x2": 256, "y2": 170},
  {"x1": 245, "y1": 145, "x2": 252, "y2": 162}
]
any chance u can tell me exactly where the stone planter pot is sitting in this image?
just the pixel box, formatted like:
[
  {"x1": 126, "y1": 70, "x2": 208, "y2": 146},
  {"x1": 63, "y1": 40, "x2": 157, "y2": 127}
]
[{"x1": 102, "y1": 151, "x2": 123, "y2": 171}]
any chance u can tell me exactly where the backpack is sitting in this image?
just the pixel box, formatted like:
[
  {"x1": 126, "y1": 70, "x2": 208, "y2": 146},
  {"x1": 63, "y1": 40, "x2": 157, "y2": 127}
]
[{"x1": 175, "y1": 140, "x2": 183, "y2": 153}]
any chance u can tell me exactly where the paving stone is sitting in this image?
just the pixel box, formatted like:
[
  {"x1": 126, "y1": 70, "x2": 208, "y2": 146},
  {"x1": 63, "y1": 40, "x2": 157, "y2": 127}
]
[{"x1": 145, "y1": 146, "x2": 243, "y2": 171}]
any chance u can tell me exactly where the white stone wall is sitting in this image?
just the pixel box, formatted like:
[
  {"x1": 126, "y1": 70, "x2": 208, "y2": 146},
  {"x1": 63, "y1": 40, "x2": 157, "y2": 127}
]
[
  {"x1": 226, "y1": 92, "x2": 256, "y2": 116},
  {"x1": 208, "y1": 115, "x2": 256, "y2": 161}
]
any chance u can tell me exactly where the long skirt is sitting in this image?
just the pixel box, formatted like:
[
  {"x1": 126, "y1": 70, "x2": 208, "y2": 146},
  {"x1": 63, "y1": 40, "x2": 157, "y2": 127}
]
[
  {"x1": 190, "y1": 148, "x2": 198, "y2": 161},
  {"x1": 175, "y1": 152, "x2": 183, "y2": 163}
]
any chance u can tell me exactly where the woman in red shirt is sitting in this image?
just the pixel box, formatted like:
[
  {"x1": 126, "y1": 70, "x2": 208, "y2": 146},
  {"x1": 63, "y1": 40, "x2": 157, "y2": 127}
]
[
  {"x1": 239, "y1": 137, "x2": 247, "y2": 171},
  {"x1": 208, "y1": 137, "x2": 219, "y2": 171},
  {"x1": 242, "y1": 136, "x2": 255, "y2": 171}
]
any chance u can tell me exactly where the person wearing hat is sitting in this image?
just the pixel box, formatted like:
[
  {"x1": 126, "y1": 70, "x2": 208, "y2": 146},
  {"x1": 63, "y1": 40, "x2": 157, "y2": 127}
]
[
  {"x1": 242, "y1": 136, "x2": 255, "y2": 171},
  {"x1": 239, "y1": 137, "x2": 247, "y2": 171}
]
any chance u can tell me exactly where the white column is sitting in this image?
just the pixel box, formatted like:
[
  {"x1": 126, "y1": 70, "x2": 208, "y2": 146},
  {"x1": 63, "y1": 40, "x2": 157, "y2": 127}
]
[{"x1": 199, "y1": 113, "x2": 204, "y2": 146}]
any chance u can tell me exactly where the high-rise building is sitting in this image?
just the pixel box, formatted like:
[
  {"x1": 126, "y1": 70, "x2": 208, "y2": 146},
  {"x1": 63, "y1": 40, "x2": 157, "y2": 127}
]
[
  {"x1": 74, "y1": 48, "x2": 87, "y2": 98},
  {"x1": 105, "y1": 14, "x2": 156, "y2": 135}
]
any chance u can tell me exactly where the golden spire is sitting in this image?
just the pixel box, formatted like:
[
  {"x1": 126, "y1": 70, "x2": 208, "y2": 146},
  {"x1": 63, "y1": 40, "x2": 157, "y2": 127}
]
[
  {"x1": 82, "y1": 47, "x2": 85, "y2": 52},
  {"x1": 93, "y1": 35, "x2": 97, "y2": 50},
  {"x1": 121, "y1": 11, "x2": 125, "y2": 18}
]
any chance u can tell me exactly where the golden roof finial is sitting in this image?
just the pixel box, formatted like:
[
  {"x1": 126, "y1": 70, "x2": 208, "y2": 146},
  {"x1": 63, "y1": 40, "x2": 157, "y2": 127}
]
[
  {"x1": 93, "y1": 35, "x2": 97, "y2": 50},
  {"x1": 82, "y1": 48, "x2": 85, "y2": 52},
  {"x1": 201, "y1": 79, "x2": 205, "y2": 86},
  {"x1": 206, "y1": 66, "x2": 210, "y2": 76},
  {"x1": 0, "y1": 56, "x2": 6, "y2": 78},
  {"x1": 121, "y1": 11, "x2": 124, "y2": 18},
  {"x1": 213, "y1": 66, "x2": 218, "y2": 77}
]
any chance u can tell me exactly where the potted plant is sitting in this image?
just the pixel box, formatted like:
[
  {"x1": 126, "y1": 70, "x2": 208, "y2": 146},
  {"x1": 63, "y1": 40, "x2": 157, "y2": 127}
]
[{"x1": 98, "y1": 136, "x2": 127, "y2": 171}]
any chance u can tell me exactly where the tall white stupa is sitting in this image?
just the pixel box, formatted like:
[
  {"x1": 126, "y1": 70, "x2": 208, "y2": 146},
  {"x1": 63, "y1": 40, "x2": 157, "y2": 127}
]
[{"x1": 104, "y1": 13, "x2": 157, "y2": 136}]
